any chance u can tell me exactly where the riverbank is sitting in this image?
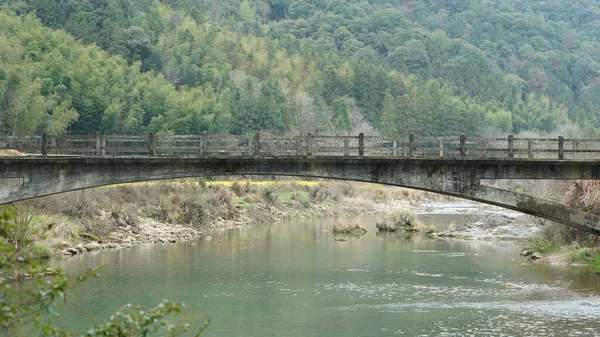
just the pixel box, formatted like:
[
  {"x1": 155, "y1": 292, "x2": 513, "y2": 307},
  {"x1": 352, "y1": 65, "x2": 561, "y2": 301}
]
[{"x1": 18, "y1": 179, "x2": 465, "y2": 257}]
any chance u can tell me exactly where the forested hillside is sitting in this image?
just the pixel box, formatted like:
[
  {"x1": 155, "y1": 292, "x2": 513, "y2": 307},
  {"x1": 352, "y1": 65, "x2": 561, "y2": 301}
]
[{"x1": 0, "y1": 0, "x2": 598, "y2": 137}]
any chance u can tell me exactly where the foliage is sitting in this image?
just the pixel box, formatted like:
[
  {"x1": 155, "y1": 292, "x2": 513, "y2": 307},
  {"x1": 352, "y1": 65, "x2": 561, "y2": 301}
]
[
  {"x1": 0, "y1": 207, "x2": 206, "y2": 336},
  {"x1": 526, "y1": 236, "x2": 556, "y2": 254},
  {"x1": 3, "y1": 0, "x2": 600, "y2": 137},
  {"x1": 590, "y1": 252, "x2": 600, "y2": 266},
  {"x1": 332, "y1": 219, "x2": 367, "y2": 236}
]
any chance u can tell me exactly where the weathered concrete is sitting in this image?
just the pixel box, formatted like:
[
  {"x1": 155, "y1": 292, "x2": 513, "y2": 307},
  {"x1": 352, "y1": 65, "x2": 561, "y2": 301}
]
[{"x1": 1, "y1": 156, "x2": 600, "y2": 234}]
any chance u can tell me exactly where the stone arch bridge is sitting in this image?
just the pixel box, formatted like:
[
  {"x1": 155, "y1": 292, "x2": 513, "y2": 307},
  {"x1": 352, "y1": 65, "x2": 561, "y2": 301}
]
[{"x1": 1, "y1": 133, "x2": 600, "y2": 234}]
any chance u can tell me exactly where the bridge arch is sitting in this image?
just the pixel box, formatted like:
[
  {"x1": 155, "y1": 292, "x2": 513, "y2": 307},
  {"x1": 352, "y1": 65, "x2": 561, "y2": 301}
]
[{"x1": 1, "y1": 156, "x2": 599, "y2": 234}]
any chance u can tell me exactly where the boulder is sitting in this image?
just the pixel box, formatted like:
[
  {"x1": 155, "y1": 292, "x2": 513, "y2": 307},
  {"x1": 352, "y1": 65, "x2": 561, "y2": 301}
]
[
  {"x1": 520, "y1": 250, "x2": 533, "y2": 257},
  {"x1": 66, "y1": 247, "x2": 79, "y2": 255},
  {"x1": 530, "y1": 252, "x2": 544, "y2": 260},
  {"x1": 84, "y1": 242, "x2": 101, "y2": 251},
  {"x1": 108, "y1": 232, "x2": 122, "y2": 241}
]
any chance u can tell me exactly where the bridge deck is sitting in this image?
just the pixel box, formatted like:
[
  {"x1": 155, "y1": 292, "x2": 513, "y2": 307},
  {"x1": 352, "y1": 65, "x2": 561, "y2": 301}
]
[{"x1": 1, "y1": 152, "x2": 600, "y2": 234}]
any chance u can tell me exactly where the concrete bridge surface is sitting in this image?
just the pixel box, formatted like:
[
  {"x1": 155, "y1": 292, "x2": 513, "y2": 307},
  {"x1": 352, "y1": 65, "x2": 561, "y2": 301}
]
[{"x1": 1, "y1": 156, "x2": 600, "y2": 234}]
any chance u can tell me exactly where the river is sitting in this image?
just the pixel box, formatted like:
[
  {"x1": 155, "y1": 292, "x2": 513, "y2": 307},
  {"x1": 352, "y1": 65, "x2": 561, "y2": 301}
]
[{"x1": 52, "y1": 213, "x2": 600, "y2": 336}]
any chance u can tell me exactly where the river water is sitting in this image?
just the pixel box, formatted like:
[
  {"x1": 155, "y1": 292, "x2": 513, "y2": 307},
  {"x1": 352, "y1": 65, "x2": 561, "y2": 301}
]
[{"x1": 52, "y1": 214, "x2": 600, "y2": 336}]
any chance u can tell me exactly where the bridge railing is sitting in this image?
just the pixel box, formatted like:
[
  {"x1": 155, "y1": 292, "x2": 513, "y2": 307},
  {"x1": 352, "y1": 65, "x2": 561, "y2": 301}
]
[{"x1": 1, "y1": 133, "x2": 600, "y2": 159}]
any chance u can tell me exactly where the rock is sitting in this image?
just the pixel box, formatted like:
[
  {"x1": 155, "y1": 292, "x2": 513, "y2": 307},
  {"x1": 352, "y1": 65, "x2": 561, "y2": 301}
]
[
  {"x1": 75, "y1": 244, "x2": 85, "y2": 252},
  {"x1": 530, "y1": 252, "x2": 544, "y2": 260},
  {"x1": 108, "y1": 232, "x2": 121, "y2": 241},
  {"x1": 66, "y1": 247, "x2": 79, "y2": 255},
  {"x1": 520, "y1": 250, "x2": 533, "y2": 257},
  {"x1": 434, "y1": 231, "x2": 456, "y2": 238},
  {"x1": 111, "y1": 212, "x2": 124, "y2": 227},
  {"x1": 84, "y1": 242, "x2": 101, "y2": 251},
  {"x1": 334, "y1": 238, "x2": 347, "y2": 242},
  {"x1": 108, "y1": 242, "x2": 118, "y2": 249}
]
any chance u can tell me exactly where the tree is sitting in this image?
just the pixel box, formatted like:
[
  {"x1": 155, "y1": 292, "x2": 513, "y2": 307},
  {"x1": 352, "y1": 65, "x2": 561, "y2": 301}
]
[
  {"x1": 123, "y1": 26, "x2": 154, "y2": 64},
  {"x1": 331, "y1": 97, "x2": 351, "y2": 130},
  {"x1": 388, "y1": 39, "x2": 430, "y2": 76}
]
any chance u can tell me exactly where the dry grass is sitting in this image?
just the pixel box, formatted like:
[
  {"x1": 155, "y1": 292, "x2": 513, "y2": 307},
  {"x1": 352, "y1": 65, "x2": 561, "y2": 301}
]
[
  {"x1": 563, "y1": 181, "x2": 600, "y2": 214},
  {"x1": 332, "y1": 218, "x2": 367, "y2": 235},
  {"x1": 19, "y1": 179, "x2": 449, "y2": 246},
  {"x1": 523, "y1": 180, "x2": 600, "y2": 251}
]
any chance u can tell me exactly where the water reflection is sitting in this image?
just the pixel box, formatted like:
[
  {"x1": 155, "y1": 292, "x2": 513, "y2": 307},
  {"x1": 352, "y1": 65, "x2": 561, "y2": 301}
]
[{"x1": 53, "y1": 216, "x2": 600, "y2": 337}]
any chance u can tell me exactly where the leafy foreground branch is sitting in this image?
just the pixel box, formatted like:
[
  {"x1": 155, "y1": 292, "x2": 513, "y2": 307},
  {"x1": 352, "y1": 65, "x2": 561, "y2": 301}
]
[{"x1": 0, "y1": 207, "x2": 208, "y2": 337}]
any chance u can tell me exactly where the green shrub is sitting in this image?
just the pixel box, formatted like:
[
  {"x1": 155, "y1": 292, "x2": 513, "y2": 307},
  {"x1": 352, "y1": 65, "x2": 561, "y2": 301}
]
[
  {"x1": 590, "y1": 252, "x2": 600, "y2": 266},
  {"x1": 32, "y1": 243, "x2": 52, "y2": 259},
  {"x1": 526, "y1": 236, "x2": 556, "y2": 254}
]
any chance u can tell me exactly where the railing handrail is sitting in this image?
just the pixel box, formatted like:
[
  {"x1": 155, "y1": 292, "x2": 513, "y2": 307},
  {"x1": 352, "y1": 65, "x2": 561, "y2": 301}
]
[{"x1": 1, "y1": 133, "x2": 599, "y2": 160}]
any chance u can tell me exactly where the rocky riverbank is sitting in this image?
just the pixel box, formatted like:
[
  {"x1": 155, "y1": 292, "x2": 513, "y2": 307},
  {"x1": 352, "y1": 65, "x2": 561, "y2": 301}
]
[
  {"x1": 55, "y1": 191, "x2": 435, "y2": 256},
  {"x1": 416, "y1": 202, "x2": 536, "y2": 241},
  {"x1": 59, "y1": 217, "x2": 201, "y2": 256},
  {"x1": 57, "y1": 195, "x2": 541, "y2": 257}
]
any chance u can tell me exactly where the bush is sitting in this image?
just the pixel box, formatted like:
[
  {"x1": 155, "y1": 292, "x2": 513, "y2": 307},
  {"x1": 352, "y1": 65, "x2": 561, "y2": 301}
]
[
  {"x1": 526, "y1": 236, "x2": 556, "y2": 254},
  {"x1": 590, "y1": 252, "x2": 600, "y2": 266},
  {"x1": 32, "y1": 243, "x2": 52, "y2": 259},
  {"x1": 309, "y1": 184, "x2": 343, "y2": 201},
  {"x1": 180, "y1": 201, "x2": 205, "y2": 226},
  {"x1": 231, "y1": 181, "x2": 247, "y2": 196},
  {"x1": 567, "y1": 247, "x2": 593, "y2": 264},
  {"x1": 533, "y1": 217, "x2": 597, "y2": 248},
  {"x1": 371, "y1": 188, "x2": 388, "y2": 202},
  {"x1": 388, "y1": 210, "x2": 416, "y2": 227},
  {"x1": 262, "y1": 189, "x2": 277, "y2": 203},
  {"x1": 332, "y1": 218, "x2": 367, "y2": 235}
]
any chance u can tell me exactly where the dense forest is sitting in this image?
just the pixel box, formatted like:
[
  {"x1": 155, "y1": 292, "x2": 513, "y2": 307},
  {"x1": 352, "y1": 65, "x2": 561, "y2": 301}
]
[{"x1": 0, "y1": 0, "x2": 598, "y2": 137}]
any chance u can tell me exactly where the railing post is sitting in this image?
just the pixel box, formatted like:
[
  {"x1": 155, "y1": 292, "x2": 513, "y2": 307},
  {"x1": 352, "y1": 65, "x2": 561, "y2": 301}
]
[
  {"x1": 439, "y1": 138, "x2": 444, "y2": 158},
  {"x1": 148, "y1": 132, "x2": 156, "y2": 156},
  {"x1": 482, "y1": 140, "x2": 488, "y2": 158},
  {"x1": 508, "y1": 135, "x2": 514, "y2": 158},
  {"x1": 344, "y1": 137, "x2": 349, "y2": 157},
  {"x1": 558, "y1": 136, "x2": 564, "y2": 160},
  {"x1": 200, "y1": 133, "x2": 206, "y2": 156},
  {"x1": 41, "y1": 133, "x2": 48, "y2": 156},
  {"x1": 528, "y1": 140, "x2": 534, "y2": 159},
  {"x1": 95, "y1": 132, "x2": 102, "y2": 156},
  {"x1": 295, "y1": 136, "x2": 301, "y2": 156},
  {"x1": 392, "y1": 139, "x2": 398, "y2": 157},
  {"x1": 408, "y1": 133, "x2": 415, "y2": 157},
  {"x1": 306, "y1": 133, "x2": 312, "y2": 156},
  {"x1": 358, "y1": 133, "x2": 364, "y2": 157},
  {"x1": 253, "y1": 132, "x2": 260, "y2": 156},
  {"x1": 460, "y1": 134, "x2": 466, "y2": 157}
]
